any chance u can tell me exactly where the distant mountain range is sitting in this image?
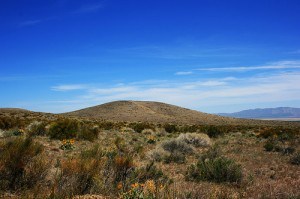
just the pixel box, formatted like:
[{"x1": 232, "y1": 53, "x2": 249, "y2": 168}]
[{"x1": 218, "y1": 107, "x2": 300, "y2": 119}]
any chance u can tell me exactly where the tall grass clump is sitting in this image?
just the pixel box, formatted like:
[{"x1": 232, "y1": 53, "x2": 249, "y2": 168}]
[
  {"x1": 163, "y1": 124, "x2": 177, "y2": 133},
  {"x1": 27, "y1": 121, "x2": 47, "y2": 137},
  {"x1": 186, "y1": 146, "x2": 242, "y2": 184},
  {"x1": 47, "y1": 118, "x2": 79, "y2": 140},
  {"x1": 177, "y1": 133, "x2": 211, "y2": 147},
  {"x1": 290, "y1": 152, "x2": 300, "y2": 165},
  {"x1": 0, "y1": 137, "x2": 48, "y2": 191},
  {"x1": 77, "y1": 123, "x2": 99, "y2": 141},
  {"x1": 149, "y1": 138, "x2": 194, "y2": 164}
]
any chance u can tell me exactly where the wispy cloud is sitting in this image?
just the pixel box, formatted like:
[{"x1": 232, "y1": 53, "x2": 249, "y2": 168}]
[
  {"x1": 289, "y1": 49, "x2": 300, "y2": 54},
  {"x1": 175, "y1": 71, "x2": 193, "y2": 75},
  {"x1": 47, "y1": 60, "x2": 300, "y2": 113},
  {"x1": 73, "y1": 4, "x2": 103, "y2": 14},
  {"x1": 195, "y1": 60, "x2": 300, "y2": 72},
  {"x1": 51, "y1": 84, "x2": 87, "y2": 91},
  {"x1": 19, "y1": 19, "x2": 42, "y2": 27}
]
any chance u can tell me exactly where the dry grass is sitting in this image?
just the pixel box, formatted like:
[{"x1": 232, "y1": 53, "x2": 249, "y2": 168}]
[{"x1": 0, "y1": 108, "x2": 299, "y2": 198}]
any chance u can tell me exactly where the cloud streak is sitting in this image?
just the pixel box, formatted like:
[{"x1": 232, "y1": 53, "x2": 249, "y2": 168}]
[
  {"x1": 51, "y1": 84, "x2": 87, "y2": 91},
  {"x1": 175, "y1": 71, "x2": 193, "y2": 75},
  {"x1": 195, "y1": 61, "x2": 300, "y2": 72},
  {"x1": 19, "y1": 19, "x2": 42, "y2": 27},
  {"x1": 73, "y1": 4, "x2": 103, "y2": 14}
]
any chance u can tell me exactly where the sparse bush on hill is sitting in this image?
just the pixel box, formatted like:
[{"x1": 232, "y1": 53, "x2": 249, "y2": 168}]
[
  {"x1": 4, "y1": 128, "x2": 25, "y2": 137},
  {"x1": 27, "y1": 121, "x2": 47, "y2": 137},
  {"x1": 178, "y1": 125, "x2": 199, "y2": 133},
  {"x1": 163, "y1": 124, "x2": 177, "y2": 133},
  {"x1": 186, "y1": 146, "x2": 242, "y2": 184},
  {"x1": 154, "y1": 138, "x2": 194, "y2": 164},
  {"x1": 98, "y1": 121, "x2": 115, "y2": 130},
  {"x1": 205, "y1": 125, "x2": 224, "y2": 138},
  {"x1": 47, "y1": 119, "x2": 79, "y2": 140},
  {"x1": 52, "y1": 156, "x2": 104, "y2": 198},
  {"x1": 131, "y1": 123, "x2": 154, "y2": 133},
  {"x1": 290, "y1": 152, "x2": 300, "y2": 165},
  {"x1": 0, "y1": 137, "x2": 48, "y2": 191},
  {"x1": 264, "y1": 140, "x2": 276, "y2": 152},
  {"x1": 257, "y1": 127, "x2": 298, "y2": 139},
  {"x1": 148, "y1": 147, "x2": 169, "y2": 162},
  {"x1": 161, "y1": 139, "x2": 194, "y2": 155},
  {"x1": 77, "y1": 123, "x2": 99, "y2": 141},
  {"x1": 131, "y1": 162, "x2": 169, "y2": 184},
  {"x1": 142, "y1": 128, "x2": 155, "y2": 135},
  {"x1": 177, "y1": 133, "x2": 211, "y2": 147}
]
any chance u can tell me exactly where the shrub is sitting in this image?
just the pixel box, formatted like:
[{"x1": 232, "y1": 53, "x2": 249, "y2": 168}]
[
  {"x1": 53, "y1": 158, "x2": 104, "y2": 197},
  {"x1": 131, "y1": 123, "x2": 153, "y2": 133},
  {"x1": 148, "y1": 147, "x2": 169, "y2": 162},
  {"x1": 0, "y1": 137, "x2": 48, "y2": 191},
  {"x1": 27, "y1": 121, "x2": 47, "y2": 137},
  {"x1": 186, "y1": 147, "x2": 242, "y2": 184},
  {"x1": 161, "y1": 139, "x2": 194, "y2": 155},
  {"x1": 51, "y1": 144, "x2": 107, "y2": 197},
  {"x1": 205, "y1": 126, "x2": 224, "y2": 138},
  {"x1": 176, "y1": 133, "x2": 211, "y2": 147},
  {"x1": 5, "y1": 128, "x2": 25, "y2": 137},
  {"x1": 281, "y1": 146, "x2": 295, "y2": 155},
  {"x1": 131, "y1": 162, "x2": 169, "y2": 185},
  {"x1": 98, "y1": 121, "x2": 115, "y2": 130},
  {"x1": 290, "y1": 152, "x2": 300, "y2": 165},
  {"x1": 142, "y1": 128, "x2": 155, "y2": 135},
  {"x1": 77, "y1": 124, "x2": 99, "y2": 141},
  {"x1": 163, "y1": 124, "x2": 177, "y2": 133},
  {"x1": 158, "y1": 138, "x2": 194, "y2": 164},
  {"x1": 163, "y1": 152, "x2": 186, "y2": 164},
  {"x1": 264, "y1": 141, "x2": 275, "y2": 152},
  {"x1": 47, "y1": 119, "x2": 79, "y2": 140}
]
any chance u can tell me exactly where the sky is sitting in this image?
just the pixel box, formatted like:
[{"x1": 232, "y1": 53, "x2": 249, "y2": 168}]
[{"x1": 1, "y1": 0, "x2": 300, "y2": 113}]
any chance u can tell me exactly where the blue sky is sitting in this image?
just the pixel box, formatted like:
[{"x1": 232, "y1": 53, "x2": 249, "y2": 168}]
[{"x1": 1, "y1": 0, "x2": 300, "y2": 113}]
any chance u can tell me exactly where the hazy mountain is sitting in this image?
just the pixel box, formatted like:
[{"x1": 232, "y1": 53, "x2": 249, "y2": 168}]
[{"x1": 219, "y1": 107, "x2": 300, "y2": 119}]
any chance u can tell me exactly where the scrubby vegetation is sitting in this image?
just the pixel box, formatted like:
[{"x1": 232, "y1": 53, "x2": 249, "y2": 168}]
[
  {"x1": 0, "y1": 112, "x2": 299, "y2": 198},
  {"x1": 186, "y1": 146, "x2": 243, "y2": 184},
  {"x1": 0, "y1": 137, "x2": 48, "y2": 191}
]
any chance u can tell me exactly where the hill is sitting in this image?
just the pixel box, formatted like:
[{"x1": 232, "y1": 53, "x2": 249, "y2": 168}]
[
  {"x1": 63, "y1": 100, "x2": 291, "y2": 125},
  {"x1": 219, "y1": 107, "x2": 300, "y2": 120}
]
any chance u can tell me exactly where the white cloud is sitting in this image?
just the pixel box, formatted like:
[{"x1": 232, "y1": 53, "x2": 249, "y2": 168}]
[
  {"x1": 19, "y1": 20, "x2": 42, "y2": 27},
  {"x1": 73, "y1": 4, "x2": 103, "y2": 14},
  {"x1": 196, "y1": 60, "x2": 300, "y2": 72},
  {"x1": 48, "y1": 61, "x2": 300, "y2": 113},
  {"x1": 175, "y1": 71, "x2": 193, "y2": 75},
  {"x1": 51, "y1": 84, "x2": 87, "y2": 91}
]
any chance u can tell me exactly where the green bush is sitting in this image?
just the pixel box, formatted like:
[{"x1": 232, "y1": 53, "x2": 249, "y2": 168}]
[
  {"x1": 161, "y1": 139, "x2": 194, "y2": 155},
  {"x1": 131, "y1": 123, "x2": 153, "y2": 133},
  {"x1": 0, "y1": 137, "x2": 48, "y2": 191},
  {"x1": 27, "y1": 121, "x2": 47, "y2": 137},
  {"x1": 290, "y1": 152, "x2": 300, "y2": 165},
  {"x1": 205, "y1": 126, "x2": 224, "y2": 138},
  {"x1": 131, "y1": 161, "x2": 169, "y2": 184},
  {"x1": 176, "y1": 133, "x2": 211, "y2": 147},
  {"x1": 164, "y1": 124, "x2": 177, "y2": 133},
  {"x1": 186, "y1": 147, "x2": 242, "y2": 184},
  {"x1": 264, "y1": 141, "x2": 275, "y2": 152},
  {"x1": 163, "y1": 152, "x2": 186, "y2": 164},
  {"x1": 77, "y1": 124, "x2": 99, "y2": 141},
  {"x1": 47, "y1": 119, "x2": 79, "y2": 140}
]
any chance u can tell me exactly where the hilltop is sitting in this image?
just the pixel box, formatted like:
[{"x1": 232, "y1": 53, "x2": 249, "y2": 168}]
[{"x1": 63, "y1": 100, "x2": 296, "y2": 126}]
